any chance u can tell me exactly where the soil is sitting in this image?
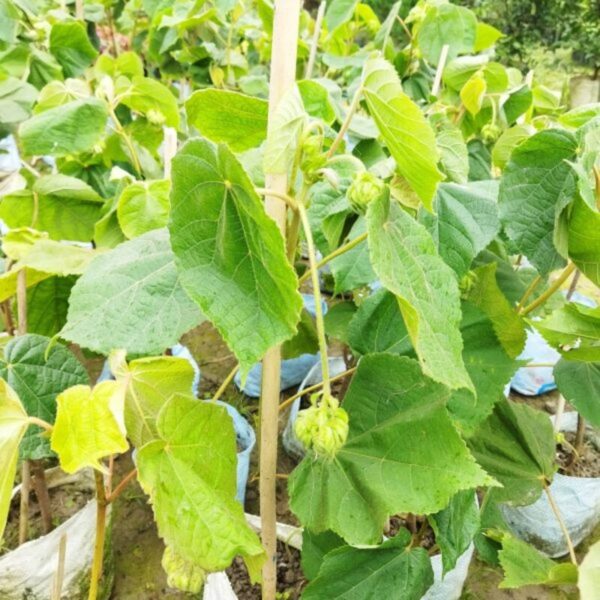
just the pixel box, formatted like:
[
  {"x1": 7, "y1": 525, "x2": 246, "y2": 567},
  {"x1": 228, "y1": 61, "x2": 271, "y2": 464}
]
[
  {"x1": 556, "y1": 431, "x2": 600, "y2": 478},
  {"x1": 226, "y1": 540, "x2": 305, "y2": 599},
  {"x1": 1, "y1": 469, "x2": 94, "y2": 555}
]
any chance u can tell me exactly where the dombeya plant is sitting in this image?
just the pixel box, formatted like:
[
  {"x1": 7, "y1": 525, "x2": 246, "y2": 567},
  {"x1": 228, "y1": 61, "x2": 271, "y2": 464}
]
[{"x1": 1, "y1": 0, "x2": 600, "y2": 599}]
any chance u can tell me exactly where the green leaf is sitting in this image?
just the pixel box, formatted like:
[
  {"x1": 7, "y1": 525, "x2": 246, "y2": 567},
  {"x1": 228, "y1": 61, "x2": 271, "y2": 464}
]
[
  {"x1": 16, "y1": 239, "x2": 99, "y2": 275},
  {"x1": 298, "y1": 80, "x2": 336, "y2": 125},
  {"x1": 468, "y1": 398, "x2": 555, "y2": 505},
  {"x1": 137, "y1": 395, "x2": 265, "y2": 577},
  {"x1": 420, "y1": 180, "x2": 500, "y2": 278},
  {"x1": 0, "y1": 77, "x2": 37, "y2": 125},
  {"x1": 533, "y1": 302, "x2": 600, "y2": 361},
  {"x1": 281, "y1": 308, "x2": 318, "y2": 360},
  {"x1": 347, "y1": 288, "x2": 411, "y2": 356},
  {"x1": 417, "y1": 4, "x2": 477, "y2": 65},
  {"x1": 34, "y1": 79, "x2": 89, "y2": 113},
  {"x1": 51, "y1": 381, "x2": 128, "y2": 473},
  {"x1": 461, "y1": 74, "x2": 486, "y2": 115},
  {"x1": 465, "y1": 263, "x2": 526, "y2": 358},
  {"x1": 568, "y1": 193, "x2": 600, "y2": 285},
  {"x1": 0, "y1": 379, "x2": 29, "y2": 543},
  {"x1": 325, "y1": 0, "x2": 359, "y2": 32},
  {"x1": 554, "y1": 359, "x2": 600, "y2": 428},
  {"x1": 26, "y1": 276, "x2": 76, "y2": 337},
  {"x1": 429, "y1": 489, "x2": 479, "y2": 574},
  {"x1": 329, "y1": 218, "x2": 375, "y2": 293},
  {"x1": 474, "y1": 22, "x2": 503, "y2": 52},
  {"x1": 323, "y1": 301, "x2": 356, "y2": 345},
  {"x1": 116, "y1": 179, "x2": 170, "y2": 239},
  {"x1": 498, "y1": 129, "x2": 578, "y2": 275},
  {"x1": 262, "y1": 85, "x2": 307, "y2": 174},
  {"x1": 0, "y1": 0, "x2": 19, "y2": 43},
  {"x1": 169, "y1": 139, "x2": 302, "y2": 377},
  {"x1": 117, "y1": 76, "x2": 179, "y2": 128},
  {"x1": 111, "y1": 353, "x2": 195, "y2": 447},
  {"x1": 302, "y1": 530, "x2": 434, "y2": 600},
  {"x1": 448, "y1": 303, "x2": 519, "y2": 437},
  {"x1": 497, "y1": 532, "x2": 578, "y2": 588},
  {"x1": 301, "y1": 529, "x2": 345, "y2": 581},
  {"x1": 436, "y1": 125, "x2": 469, "y2": 184},
  {"x1": 18, "y1": 98, "x2": 108, "y2": 157},
  {"x1": 0, "y1": 264, "x2": 50, "y2": 303},
  {"x1": 0, "y1": 187, "x2": 102, "y2": 243},
  {"x1": 579, "y1": 539, "x2": 600, "y2": 599},
  {"x1": 363, "y1": 56, "x2": 442, "y2": 208},
  {"x1": 492, "y1": 125, "x2": 532, "y2": 170},
  {"x1": 49, "y1": 21, "x2": 98, "y2": 78},
  {"x1": 289, "y1": 354, "x2": 490, "y2": 544},
  {"x1": 185, "y1": 89, "x2": 268, "y2": 152},
  {"x1": 0, "y1": 334, "x2": 89, "y2": 460},
  {"x1": 367, "y1": 192, "x2": 472, "y2": 391},
  {"x1": 62, "y1": 228, "x2": 203, "y2": 356}
]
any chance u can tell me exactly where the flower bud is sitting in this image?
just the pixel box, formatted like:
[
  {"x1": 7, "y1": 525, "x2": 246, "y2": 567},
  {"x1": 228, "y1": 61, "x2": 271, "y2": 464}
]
[
  {"x1": 147, "y1": 108, "x2": 166, "y2": 126},
  {"x1": 347, "y1": 172, "x2": 386, "y2": 214},
  {"x1": 481, "y1": 123, "x2": 501, "y2": 144}
]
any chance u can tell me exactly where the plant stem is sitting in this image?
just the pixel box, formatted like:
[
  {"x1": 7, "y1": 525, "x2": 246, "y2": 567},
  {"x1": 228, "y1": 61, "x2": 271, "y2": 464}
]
[
  {"x1": 255, "y1": 188, "x2": 298, "y2": 211},
  {"x1": 304, "y1": 1, "x2": 325, "y2": 79},
  {"x1": 89, "y1": 471, "x2": 108, "y2": 600},
  {"x1": 0, "y1": 300, "x2": 15, "y2": 334},
  {"x1": 17, "y1": 269, "x2": 27, "y2": 335},
  {"x1": 516, "y1": 274, "x2": 542, "y2": 311},
  {"x1": 30, "y1": 461, "x2": 53, "y2": 534},
  {"x1": 260, "y1": 2, "x2": 301, "y2": 597},
  {"x1": 18, "y1": 460, "x2": 31, "y2": 545},
  {"x1": 278, "y1": 367, "x2": 357, "y2": 413},
  {"x1": 107, "y1": 104, "x2": 142, "y2": 178},
  {"x1": 106, "y1": 468, "x2": 137, "y2": 504},
  {"x1": 212, "y1": 364, "x2": 239, "y2": 403},
  {"x1": 327, "y1": 85, "x2": 363, "y2": 159},
  {"x1": 520, "y1": 263, "x2": 576, "y2": 316},
  {"x1": 296, "y1": 198, "x2": 331, "y2": 396},
  {"x1": 287, "y1": 211, "x2": 302, "y2": 262},
  {"x1": 543, "y1": 482, "x2": 577, "y2": 565},
  {"x1": 27, "y1": 416, "x2": 53, "y2": 431},
  {"x1": 566, "y1": 269, "x2": 580, "y2": 300},
  {"x1": 298, "y1": 232, "x2": 368, "y2": 285},
  {"x1": 574, "y1": 414, "x2": 586, "y2": 455}
]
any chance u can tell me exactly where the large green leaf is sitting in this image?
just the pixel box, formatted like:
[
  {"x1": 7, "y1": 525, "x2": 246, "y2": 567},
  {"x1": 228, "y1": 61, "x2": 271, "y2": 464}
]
[
  {"x1": 420, "y1": 180, "x2": 500, "y2": 278},
  {"x1": 363, "y1": 56, "x2": 442, "y2": 208},
  {"x1": 18, "y1": 98, "x2": 108, "y2": 157},
  {"x1": 329, "y1": 218, "x2": 375, "y2": 293},
  {"x1": 465, "y1": 263, "x2": 526, "y2": 358},
  {"x1": 417, "y1": 4, "x2": 477, "y2": 65},
  {"x1": 325, "y1": 0, "x2": 359, "y2": 32},
  {"x1": 302, "y1": 529, "x2": 434, "y2": 600},
  {"x1": 51, "y1": 381, "x2": 129, "y2": 473},
  {"x1": 16, "y1": 239, "x2": 98, "y2": 275},
  {"x1": 496, "y1": 532, "x2": 577, "y2": 589},
  {"x1": 0, "y1": 334, "x2": 89, "y2": 460},
  {"x1": 111, "y1": 353, "x2": 195, "y2": 447},
  {"x1": 0, "y1": 0, "x2": 19, "y2": 44},
  {"x1": 498, "y1": 129, "x2": 578, "y2": 275},
  {"x1": 448, "y1": 303, "x2": 519, "y2": 437},
  {"x1": 117, "y1": 76, "x2": 179, "y2": 128},
  {"x1": 289, "y1": 354, "x2": 490, "y2": 545},
  {"x1": 468, "y1": 398, "x2": 555, "y2": 505},
  {"x1": 429, "y1": 489, "x2": 479, "y2": 574},
  {"x1": 185, "y1": 89, "x2": 268, "y2": 152},
  {"x1": 169, "y1": 139, "x2": 302, "y2": 377},
  {"x1": 26, "y1": 276, "x2": 76, "y2": 337},
  {"x1": 137, "y1": 394, "x2": 265, "y2": 578},
  {"x1": 116, "y1": 179, "x2": 170, "y2": 239},
  {"x1": 49, "y1": 21, "x2": 98, "y2": 78},
  {"x1": 579, "y1": 539, "x2": 600, "y2": 599},
  {"x1": 0, "y1": 77, "x2": 37, "y2": 125},
  {"x1": 347, "y1": 288, "x2": 411, "y2": 356},
  {"x1": 301, "y1": 529, "x2": 345, "y2": 581},
  {"x1": 533, "y1": 302, "x2": 600, "y2": 361},
  {"x1": 62, "y1": 228, "x2": 203, "y2": 356},
  {"x1": 0, "y1": 379, "x2": 29, "y2": 543},
  {"x1": 367, "y1": 192, "x2": 472, "y2": 391},
  {"x1": 554, "y1": 359, "x2": 600, "y2": 428},
  {"x1": 568, "y1": 193, "x2": 600, "y2": 285}
]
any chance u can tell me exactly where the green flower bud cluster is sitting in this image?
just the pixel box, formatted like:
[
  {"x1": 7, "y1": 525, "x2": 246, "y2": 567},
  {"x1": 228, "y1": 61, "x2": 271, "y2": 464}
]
[
  {"x1": 162, "y1": 546, "x2": 206, "y2": 593},
  {"x1": 481, "y1": 123, "x2": 502, "y2": 144},
  {"x1": 295, "y1": 393, "x2": 349, "y2": 458},
  {"x1": 300, "y1": 133, "x2": 326, "y2": 181},
  {"x1": 459, "y1": 271, "x2": 477, "y2": 299},
  {"x1": 347, "y1": 171, "x2": 386, "y2": 214}
]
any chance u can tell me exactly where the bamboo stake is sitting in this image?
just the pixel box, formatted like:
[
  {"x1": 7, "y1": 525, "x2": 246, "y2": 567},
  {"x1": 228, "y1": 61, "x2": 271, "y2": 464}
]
[
  {"x1": 51, "y1": 534, "x2": 68, "y2": 600},
  {"x1": 18, "y1": 460, "x2": 31, "y2": 545},
  {"x1": 163, "y1": 127, "x2": 178, "y2": 180},
  {"x1": 260, "y1": 2, "x2": 301, "y2": 598},
  {"x1": 89, "y1": 472, "x2": 108, "y2": 600},
  {"x1": 304, "y1": 1, "x2": 326, "y2": 80},
  {"x1": 431, "y1": 44, "x2": 449, "y2": 97}
]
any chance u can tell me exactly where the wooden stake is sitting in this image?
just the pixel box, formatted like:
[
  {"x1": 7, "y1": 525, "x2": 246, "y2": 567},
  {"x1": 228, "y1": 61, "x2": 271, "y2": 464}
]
[
  {"x1": 51, "y1": 534, "x2": 68, "y2": 600},
  {"x1": 304, "y1": 1, "x2": 325, "y2": 80},
  {"x1": 18, "y1": 460, "x2": 31, "y2": 545},
  {"x1": 260, "y1": 2, "x2": 301, "y2": 598},
  {"x1": 31, "y1": 461, "x2": 53, "y2": 534},
  {"x1": 163, "y1": 127, "x2": 178, "y2": 180}
]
